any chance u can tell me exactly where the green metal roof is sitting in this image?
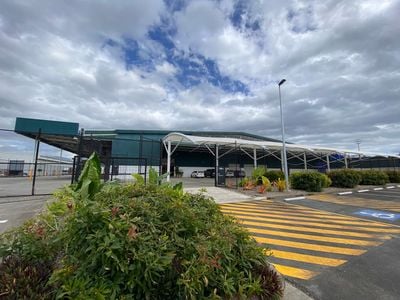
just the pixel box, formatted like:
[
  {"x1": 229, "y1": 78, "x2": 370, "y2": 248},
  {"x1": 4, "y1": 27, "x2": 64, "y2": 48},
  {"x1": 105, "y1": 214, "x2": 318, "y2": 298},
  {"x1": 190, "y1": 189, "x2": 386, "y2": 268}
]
[
  {"x1": 84, "y1": 129, "x2": 281, "y2": 143},
  {"x1": 15, "y1": 117, "x2": 79, "y2": 136}
]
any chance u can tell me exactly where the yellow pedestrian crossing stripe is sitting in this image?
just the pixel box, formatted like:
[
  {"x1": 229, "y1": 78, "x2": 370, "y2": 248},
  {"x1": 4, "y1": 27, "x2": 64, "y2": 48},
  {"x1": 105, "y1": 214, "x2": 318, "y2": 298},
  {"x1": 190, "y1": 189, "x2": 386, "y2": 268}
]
[
  {"x1": 240, "y1": 219, "x2": 391, "y2": 240},
  {"x1": 220, "y1": 200, "x2": 399, "y2": 281},
  {"x1": 221, "y1": 205, "x2": 391, "y2": 227},
  {"x1": 247, "y1": 226, "x2": 382, "y2": 246},
  {"x1": 220, "y1": 208, "x2": 400, "y2": 233},
  {"x1": 254, "y1": 236, "x2": 367, "y2": 255},
  {"x1": 269, "y1": 249, "x2": 346, "y2": 267},
  {"x1": 308, "y1": 194, "x2": 400, "y2": 212},
  {"x1": 273, "y1": 264, "x2": 317, "y2": 280}
]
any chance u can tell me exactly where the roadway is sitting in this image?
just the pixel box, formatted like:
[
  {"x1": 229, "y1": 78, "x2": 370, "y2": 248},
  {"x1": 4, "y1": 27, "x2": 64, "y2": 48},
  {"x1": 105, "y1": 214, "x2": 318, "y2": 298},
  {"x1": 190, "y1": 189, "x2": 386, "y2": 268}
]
[{"x1": 221, "y1": 185, "x2": 400, "y2": 299}]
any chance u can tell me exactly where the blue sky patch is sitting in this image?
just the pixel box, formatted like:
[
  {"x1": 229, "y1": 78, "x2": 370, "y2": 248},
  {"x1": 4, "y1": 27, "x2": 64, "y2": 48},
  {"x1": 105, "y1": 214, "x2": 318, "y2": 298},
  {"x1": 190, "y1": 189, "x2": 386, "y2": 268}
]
[
  {"x1": 231, "y1": 1, "x2": 261, "y2": 32},
  {"x1": 106, "y1": 21, "x2": 250, "y2": 94}
]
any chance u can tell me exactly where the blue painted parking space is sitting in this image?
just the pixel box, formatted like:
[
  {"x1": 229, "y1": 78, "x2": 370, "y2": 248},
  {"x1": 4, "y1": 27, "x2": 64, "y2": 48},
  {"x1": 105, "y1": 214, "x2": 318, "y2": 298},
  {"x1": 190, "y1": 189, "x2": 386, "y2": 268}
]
[{"x1": 354, "y1": 209, "x2": 400, "y2": 221}]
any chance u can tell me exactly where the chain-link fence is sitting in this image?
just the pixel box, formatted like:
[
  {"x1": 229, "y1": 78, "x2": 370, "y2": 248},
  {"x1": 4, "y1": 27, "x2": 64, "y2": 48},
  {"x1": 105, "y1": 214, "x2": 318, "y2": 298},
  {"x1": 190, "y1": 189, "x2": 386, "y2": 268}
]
[{"x1": 0, "y1": 129, "x2": 74, "y2": 197}]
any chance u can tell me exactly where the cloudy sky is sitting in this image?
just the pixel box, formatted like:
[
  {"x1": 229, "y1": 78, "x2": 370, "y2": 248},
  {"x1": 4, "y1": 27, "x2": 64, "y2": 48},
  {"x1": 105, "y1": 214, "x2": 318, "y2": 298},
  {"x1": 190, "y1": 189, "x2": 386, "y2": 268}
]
[{"x1": 0, "y1": 0, "x2": 399, "y2": 160}]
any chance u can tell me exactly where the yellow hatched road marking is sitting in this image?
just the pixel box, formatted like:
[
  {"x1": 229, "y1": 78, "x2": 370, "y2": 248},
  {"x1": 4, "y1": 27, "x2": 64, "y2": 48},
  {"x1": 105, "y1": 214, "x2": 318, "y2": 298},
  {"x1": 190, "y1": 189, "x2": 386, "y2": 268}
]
[
  {"x1": 221, "y1": 210, "x2": 400, "y2": 233},
  {"x1": 221, "y1": 203, "x2": 357, "y2": 220},
  {"x1": 255, "y1": 236, "x2": 366, "y2": 255},
  {"x1": 269, "y1": 249, "x2": 346, "y2": 267},
  {"x1": 308, "y1": 194, "x2": 400, "y2": 212},
  {"x1": 220, "y1": 206, "x2": 389, "y2": 227},
  {"x1": 225, "y1": 201, "x2": 397, "y2": 222},
  {"x1": 247, "y1": 227, "x2": 382, "y2": 246},
  {"x1": 230, "y1": 200, "x2": 399, "y2": 217},
  {"x1": 273, "y1": 263, "x2": 318, "y2": 280},
  {"x1": 240, "y1": 219, "x2": 391, "y2": 239}
]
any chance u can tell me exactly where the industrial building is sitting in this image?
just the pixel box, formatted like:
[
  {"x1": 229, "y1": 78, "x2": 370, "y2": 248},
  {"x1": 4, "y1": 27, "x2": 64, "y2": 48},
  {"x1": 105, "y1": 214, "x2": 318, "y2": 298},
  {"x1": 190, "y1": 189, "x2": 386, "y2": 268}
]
[{"x1": 14, "y1": 117, "x2": 400, "y2": 186}]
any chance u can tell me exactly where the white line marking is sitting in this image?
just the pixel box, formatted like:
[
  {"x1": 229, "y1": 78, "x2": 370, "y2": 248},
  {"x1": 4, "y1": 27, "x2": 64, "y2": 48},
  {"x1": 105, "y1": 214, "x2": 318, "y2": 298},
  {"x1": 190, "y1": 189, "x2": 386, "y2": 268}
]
[
  {"x1": 358, "y1": 189, "x2": 369, "y2": 193},
  {"x1": 284, "y1": 196, "x2": 305, "y2": 201},
  {"x1": 374, "y1": 187, "x2": 384, "y2": 191},
  {"x1": 387, "y1": 186, "x2": 395, "y2": 189},
  {"x1": 338, "y1": 191, "x2": 353, "y2": 195},
  {"x1": 0, "y1": 219, "x2": 8, "y2": 224}
]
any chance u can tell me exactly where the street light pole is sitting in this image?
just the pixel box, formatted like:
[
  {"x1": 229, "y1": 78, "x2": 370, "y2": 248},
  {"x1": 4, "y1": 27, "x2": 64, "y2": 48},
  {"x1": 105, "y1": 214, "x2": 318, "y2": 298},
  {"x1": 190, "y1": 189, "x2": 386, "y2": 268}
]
[
  {"x1": 356, "y1": 139, "x2": 361, "y2": 152},
  {"x1": 278, "y1": 79, "x2": 289, "y2": 191}
]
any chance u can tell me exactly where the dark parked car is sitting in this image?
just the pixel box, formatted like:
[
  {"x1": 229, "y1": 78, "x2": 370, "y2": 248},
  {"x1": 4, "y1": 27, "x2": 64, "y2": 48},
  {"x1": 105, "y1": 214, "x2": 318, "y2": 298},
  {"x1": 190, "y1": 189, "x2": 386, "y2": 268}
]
[
  {"x1": 234, "y1": 170, "x2": 246, "y2": 178},
  {"x1": 204, "y1": 168, "x2": 215, "y2": 178}
]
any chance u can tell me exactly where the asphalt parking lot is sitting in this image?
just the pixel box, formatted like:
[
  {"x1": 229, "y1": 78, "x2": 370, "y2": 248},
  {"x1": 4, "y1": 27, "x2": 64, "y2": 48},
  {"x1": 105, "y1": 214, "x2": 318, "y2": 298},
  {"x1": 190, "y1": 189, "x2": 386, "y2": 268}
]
[
  {"x1": 0, "y1": 196, "x2": 50, "y2": 234},
  {"x1": 1, "y1": 177, "x2": 400, "y2": 299},
  {"x1": 296, "y1": 185, "x2": 400, "y2": 226},
  {"x1": 282, "y1": 186, "x2": 400, "y2": 299},
  {"x1": 0, "y1": 176, "x2": 71, "y2": 197}
]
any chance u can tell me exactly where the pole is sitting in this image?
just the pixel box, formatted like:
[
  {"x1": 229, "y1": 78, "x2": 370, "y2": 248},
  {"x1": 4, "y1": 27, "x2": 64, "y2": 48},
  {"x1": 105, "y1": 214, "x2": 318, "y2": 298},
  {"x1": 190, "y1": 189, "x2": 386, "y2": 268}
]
[
  {"x1": 32, "y1": 129, "x2": 41, "y2": 195},
  {"x1": 59, "y1": 148, "x2": 63, "y2": 176},
  {"x1": 253, "y1": 148, "x2": 257, "y2": 169},
  {"x1": 278, "y1": 81, "x2": 289, "y2": 191},
  {"x1": 326, "y1": 154, "x2": 330, "y2": 172},
  {"x1": 74, "y1": 128, "x2": 84, "y2": 182},
  {"x1": 166, "y1": 140, "x2": 171, "y2": 182},
  {"x1": 215, "y1": 145, "x2": 219, "y2": 187},
  {"x1": 344, "y1": 153, "x2": 348, "y2": 169},
  {"x1": 304, "y1": 152, "x2": 307, "y2": 170}
]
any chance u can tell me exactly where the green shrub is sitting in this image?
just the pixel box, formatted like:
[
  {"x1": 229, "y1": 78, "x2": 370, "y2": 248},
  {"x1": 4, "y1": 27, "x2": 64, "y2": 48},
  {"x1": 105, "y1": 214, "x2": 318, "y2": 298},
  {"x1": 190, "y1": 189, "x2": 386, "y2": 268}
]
[
  {"x1": 290, "y1": 172, "x2": 331, "y2": 192},
  {"x1": 328, "y1": 169, "x2": 362, "y2": 188},
  {"x1": 252, "y1": 166, "x2": 267, "y2": 184},
  {"x1": 0, "y1": 153, "x2": 284, "y2": 299},
  {"x1": 321, "y1": 174, "x2": 332, "y2": 188},
  {"x1": 386, "y1": 171, "x2": 400, "y2": 183},
  {"x1": 0, "y1": 255, "x2": 55, "y2": 299},
  {"x1": 360, "y1": 170, "x2": 389, "y2": 185},
  {"x1": 264, "y1": 170, "x2": 284, "y2": 182}
]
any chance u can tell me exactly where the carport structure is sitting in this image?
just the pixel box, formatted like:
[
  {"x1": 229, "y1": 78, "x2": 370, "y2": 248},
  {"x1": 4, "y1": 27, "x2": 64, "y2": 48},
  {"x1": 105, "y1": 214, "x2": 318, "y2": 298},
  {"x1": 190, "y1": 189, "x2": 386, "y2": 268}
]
[{"x1": 162, "y1": 132, "x2": 400, "y2": 183}]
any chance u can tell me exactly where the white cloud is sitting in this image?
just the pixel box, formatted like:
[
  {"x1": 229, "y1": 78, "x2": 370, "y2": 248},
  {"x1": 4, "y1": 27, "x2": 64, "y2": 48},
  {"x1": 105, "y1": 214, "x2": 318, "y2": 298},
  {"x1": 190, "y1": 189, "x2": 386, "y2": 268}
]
[{"x1": 0, "y1": 0, "x2": 399, "y2": 157}]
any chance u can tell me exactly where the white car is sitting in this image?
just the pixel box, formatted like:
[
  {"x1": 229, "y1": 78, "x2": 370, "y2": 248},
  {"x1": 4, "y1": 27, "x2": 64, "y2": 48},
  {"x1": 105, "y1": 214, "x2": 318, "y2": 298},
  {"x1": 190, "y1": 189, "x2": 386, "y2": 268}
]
[
  {"x1": 225, "y1": 170, "x2": 234, "y2": 177},
  {"x1": 191, "y1": 171, "x2": 205, "y2": 178}
]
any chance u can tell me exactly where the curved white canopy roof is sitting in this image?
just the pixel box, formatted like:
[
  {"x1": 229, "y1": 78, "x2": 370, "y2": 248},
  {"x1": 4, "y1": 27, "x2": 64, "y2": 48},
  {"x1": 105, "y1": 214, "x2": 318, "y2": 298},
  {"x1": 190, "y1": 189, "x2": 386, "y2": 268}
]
[{"x1": 163, "y1": 132, "x2": 400, "y2": 158}]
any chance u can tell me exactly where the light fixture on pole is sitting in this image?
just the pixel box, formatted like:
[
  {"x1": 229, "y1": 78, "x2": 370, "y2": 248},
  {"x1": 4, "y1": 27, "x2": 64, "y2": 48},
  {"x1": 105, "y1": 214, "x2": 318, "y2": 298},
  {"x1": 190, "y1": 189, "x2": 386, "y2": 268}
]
[
  {"x1": 356, "y1": 139, "x2": 361, "y2": 159},
  {"x1": 356, "y1": 139, "x2": 361, "y2": 152},
  {"x1": 278, "y1": 79, "x2": 289, "y2": 191}
]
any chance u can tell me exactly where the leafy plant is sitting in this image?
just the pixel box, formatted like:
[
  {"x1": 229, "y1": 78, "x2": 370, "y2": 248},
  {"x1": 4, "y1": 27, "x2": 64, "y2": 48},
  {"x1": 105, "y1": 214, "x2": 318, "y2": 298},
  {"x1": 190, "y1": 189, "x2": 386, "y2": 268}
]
[
  {"x1": 386, "y1": 170, "x2": 400, "y2": 183},
  {"x1": 252, "y1": 167, "x2": 267, "y2": 184},
  {"x1": 0, "y1": 255, "x2": 55, "y2": 299},
  {"x1": 290, "y1": 172, "x2": 330, "y2": 192},
  {"x1": 74, "y1": 152, "x2": 102, "y2": 199},
  {"x1": 274, "y1": 178, "x2": 286, "y2": 192},
  {"x1": 255, "y1": 177, "x2": 271, "y2": 194},
  {"x1": 328, "y1": 169, "x2": 362, "y2": 188},
  {"x1": 239, "y1": 177, "x2": 253, "y2": 189},
  {"x1": 148, "y1": 167, "x2": 168, "y2": 185},
  {"x1": 359, "y1": 170, "x2": 389, "y2": 185},
  {"x1": 131, "y1": 173, "x2": 145, "y2": 185},
  {"x1": 265, "y1": 170, "x2": 284, "y2": 182},
  {"x1": 0, "y1": 152, "x2": 283, "y2": 299}
]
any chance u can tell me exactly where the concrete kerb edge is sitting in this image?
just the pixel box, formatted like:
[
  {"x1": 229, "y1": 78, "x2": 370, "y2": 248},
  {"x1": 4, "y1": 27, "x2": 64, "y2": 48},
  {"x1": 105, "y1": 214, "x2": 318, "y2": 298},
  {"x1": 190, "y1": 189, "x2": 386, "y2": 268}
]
[{"x1": 284, "y1": 277, "x2": 315, "y2": 300}]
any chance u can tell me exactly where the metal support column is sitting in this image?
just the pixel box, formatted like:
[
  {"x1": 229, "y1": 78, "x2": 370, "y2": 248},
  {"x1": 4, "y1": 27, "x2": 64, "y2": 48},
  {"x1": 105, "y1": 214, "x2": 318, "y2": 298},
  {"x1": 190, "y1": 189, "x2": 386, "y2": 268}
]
[
  {"x1": 166, "y1": 141, "x2": 171, "y2": 182},
  {"x1": 31, "y1": 129, "x2": 41, "y2": 196},
  {"x1": 253, "y1": 148, "x2": 257, "y2": 169},
  {"x1": 74, "y1": 128, "x2": 84, "y2": 182},
  {"x1": 326, "y1": 154, "x2": 330, "y2": 172},
  {"x1": 344, "y1": 154, "x2": 348, "y2": 169},
  {"x1": 304, "y1": 152, "x2": 307, "y2": 170},
  {"x1": 215, "y1": 145, "x2": 219, "y2": 187}
]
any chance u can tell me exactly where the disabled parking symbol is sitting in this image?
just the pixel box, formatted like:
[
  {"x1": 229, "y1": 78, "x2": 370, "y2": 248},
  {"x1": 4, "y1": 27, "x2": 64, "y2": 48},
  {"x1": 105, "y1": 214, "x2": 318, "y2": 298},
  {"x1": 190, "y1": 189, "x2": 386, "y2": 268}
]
[{"x1": 354, "y1": 209, "x2": 400, "y2": 221}]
